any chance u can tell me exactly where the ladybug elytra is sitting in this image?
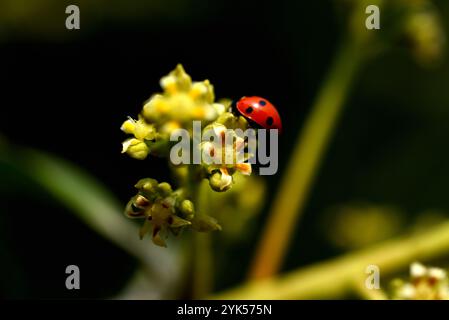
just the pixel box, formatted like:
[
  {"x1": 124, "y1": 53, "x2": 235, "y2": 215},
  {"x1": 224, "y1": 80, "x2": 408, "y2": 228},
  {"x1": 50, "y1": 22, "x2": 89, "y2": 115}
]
[{"x1": 234, "y1": 96, "x2": 282, "y2": 133}]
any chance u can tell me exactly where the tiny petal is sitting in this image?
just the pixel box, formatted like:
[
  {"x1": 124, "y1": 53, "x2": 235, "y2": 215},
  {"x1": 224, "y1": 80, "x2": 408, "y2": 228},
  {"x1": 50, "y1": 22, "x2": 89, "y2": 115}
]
[
  {"x1": 122, "y1": 138, "x2": 149, "y2": 160},
  {"x1": 160, "y1": 75, "x2": 178, "y2": 94},
  {"x1": 160, "y1": 64, "x2": 192, "y2": 93},
  {"x1": 133, "y1": 119, "x2": 155, "y2": 141},
  {"x1": 411, "y1": 262, "x2": 427, "y2": 278},
  {"x1": 209, "y1": 169, "x2": 232, "y2": 192},
  {"x1": 122, "y1": 138, "x2": 134, "y2": 153},
  {"x1": 219, "y1": 168, "x2": 233, "y2": 189},
  {"x1": 139, "y1": 219, "x2": 152, "y2": 239},
  {"x1": 169, "y1": 215, "x2": 191, "y2": 228},
  {"x1": 189, "y1": 82, "x2": 209, "y2": 99},
  {"x1": 121, "y1": 118, "x2": 135, "y2": 134},
  {"x1": 142, "y1": 94, "x2": 167, "y2": 120},
  {"x1": 152, "y1": 227, "x2": 167, "y2": 247},
  {"x1": 429, "y1": 267, "x2": 446, "y2": 280},
  {"x1": 234, "y1": 136, "x2": 245, "y2": 153},
  {"x1": 124, "y1": 198, "x2": 145, "y2": 218},
  {"x1": 212, "y1": 103, "x2": 226, "y2": 116},
  {"x1": 235, "y1": 163, "x2": 252, "y2": 175},
  {"x1": 160, "y1": 121, "x2": 181, "y2": 135}
]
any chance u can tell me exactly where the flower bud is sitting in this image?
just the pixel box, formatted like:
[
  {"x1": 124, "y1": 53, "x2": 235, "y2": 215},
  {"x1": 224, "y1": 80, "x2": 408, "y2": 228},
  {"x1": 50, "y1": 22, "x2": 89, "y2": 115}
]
[
  {"x1": 124, "y1": 197, "x2": 146, "y2": 218},
  {"x1": 209, "y1": 171, "x2": 232, "y2": 192},
  {"x1": 121, "y1": 138, "x2": 149, "y2": 160},
  {"x1": 157, "y1": 182, "x2": 173, "y2": 197},
  {"x1": 135, "y1": 178, "x2": 158, "y2": 193},
  {"x1": 179, "y1": 199, "x2": 195, "y2": 220}
]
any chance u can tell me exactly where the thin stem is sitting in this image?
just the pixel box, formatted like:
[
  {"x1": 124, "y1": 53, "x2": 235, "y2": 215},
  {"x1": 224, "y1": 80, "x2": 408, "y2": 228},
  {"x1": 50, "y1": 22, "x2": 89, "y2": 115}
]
[
  {"x1": 214, "y1": 219, "x2": 449, "y2": 299},
  {"x1": 192, "y1": 231, "x2": 213, "y2": 298},
  {"x1": 249, "y1": 37, "x2": 366, "y2": 280},
  {"x1": 189, "y1": 169, "x2": 214, "y2": 299}
]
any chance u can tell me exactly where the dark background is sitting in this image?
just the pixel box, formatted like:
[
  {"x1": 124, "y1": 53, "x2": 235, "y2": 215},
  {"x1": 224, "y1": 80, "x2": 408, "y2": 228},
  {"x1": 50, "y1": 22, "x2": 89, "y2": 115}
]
[{"x1": 2, "y1": 0, "x2": 449, "y2": 298}]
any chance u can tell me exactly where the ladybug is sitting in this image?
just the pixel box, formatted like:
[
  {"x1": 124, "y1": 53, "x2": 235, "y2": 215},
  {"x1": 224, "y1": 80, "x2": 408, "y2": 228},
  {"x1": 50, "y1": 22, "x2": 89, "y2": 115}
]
[{"x1": 233, "y1": 96, "x2": 282, "y2": 133}]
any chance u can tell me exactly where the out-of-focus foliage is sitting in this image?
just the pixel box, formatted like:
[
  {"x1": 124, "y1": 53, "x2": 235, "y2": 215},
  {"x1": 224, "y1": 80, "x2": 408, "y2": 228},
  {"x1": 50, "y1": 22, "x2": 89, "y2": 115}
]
[
  {"x1": 205, "y1": 173, "x2": 266, "y2": 241},
  {"x1": 322, "y1": 203, "x2": 404, "y2": 250}
]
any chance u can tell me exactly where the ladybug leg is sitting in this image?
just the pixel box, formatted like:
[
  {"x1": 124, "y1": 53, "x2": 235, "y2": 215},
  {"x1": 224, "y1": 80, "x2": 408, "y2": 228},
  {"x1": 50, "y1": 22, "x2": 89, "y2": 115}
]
[
  {"x1": 246, "y1": 118, "x2": 262, "y2": 131},
  {"x1": 229, "y1": 100, "x2": 239, "y2": 116}
]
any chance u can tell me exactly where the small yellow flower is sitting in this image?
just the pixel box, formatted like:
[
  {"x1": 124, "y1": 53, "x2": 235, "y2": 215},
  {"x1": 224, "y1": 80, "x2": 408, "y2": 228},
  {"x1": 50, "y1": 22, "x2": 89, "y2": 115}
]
[
  {"x1": 209, "y1": 169, "x2": 233, "y2": 192},
  {"x1": 125, "y1": 178, "x2": 195, "y2": 247},
  {"x1": 121, "y1": 138, "x2": 149, "y2": 160},
  {"x1": 201, "y1": 123, "x2": 252, "y2": 192},
  {"x1": 142, "y1": 64, "x2": 224, "y2": 130},
  {"x1": 121, "y1": 117, "x2": 156, "y2": 160},
  {"x1": 121, "y1": 117, "x2": 156, "y2": 140}
]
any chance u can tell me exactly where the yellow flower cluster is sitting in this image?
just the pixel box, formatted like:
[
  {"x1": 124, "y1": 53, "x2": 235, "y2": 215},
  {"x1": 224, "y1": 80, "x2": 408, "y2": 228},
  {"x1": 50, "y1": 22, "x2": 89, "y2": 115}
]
[
  {"x1": 121, "y1": 64, "x2": 253, "y2": 192},
  {"x1": 391, "y1": 262, "x2": 449, "y2": 299},
  {"x1": 120, "y1": 65, "x2": 258, "y2": 246},
  {"x1": 142, "y1": 64, "x2": 225, "y2": 133},
  {"x1": 125, "y1": 178, "x2": 196, "y2": 247}
]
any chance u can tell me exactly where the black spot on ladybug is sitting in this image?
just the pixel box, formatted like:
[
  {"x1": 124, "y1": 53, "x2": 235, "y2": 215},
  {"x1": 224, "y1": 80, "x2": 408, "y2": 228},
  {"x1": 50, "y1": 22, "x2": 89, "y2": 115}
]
[
  {"x1": 266, "y1": 117, "x2": 274, "y2": 126},
  {"x1": 246, "y1": 107, "x2": 253, "y2": 114},
  {"x1": 259, "y1": 100, "x2": 267, "y2": 106}
]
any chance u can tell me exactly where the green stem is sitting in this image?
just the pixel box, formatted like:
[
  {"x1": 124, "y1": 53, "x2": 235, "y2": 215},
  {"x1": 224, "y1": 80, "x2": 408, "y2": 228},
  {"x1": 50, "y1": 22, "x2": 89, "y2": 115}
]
[
  {"x1": 214, "y1": 219, "x2": 449, "y2": 299},
  {"x1": 192, "y1": 231, "x2": 213, "y2": 298},
  {"x1": 249, "y1": 37, "x2": 366, "y2": 279},
  {"x1": 188, "y1": 168, "x2": 213, "y2": 298}
]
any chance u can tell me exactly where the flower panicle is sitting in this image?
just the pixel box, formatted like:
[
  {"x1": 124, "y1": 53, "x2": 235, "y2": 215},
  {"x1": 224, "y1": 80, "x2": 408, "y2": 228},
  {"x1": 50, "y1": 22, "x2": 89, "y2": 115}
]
[{"x1": 120, "y1": 65, "x2": 257, "y2": 246}]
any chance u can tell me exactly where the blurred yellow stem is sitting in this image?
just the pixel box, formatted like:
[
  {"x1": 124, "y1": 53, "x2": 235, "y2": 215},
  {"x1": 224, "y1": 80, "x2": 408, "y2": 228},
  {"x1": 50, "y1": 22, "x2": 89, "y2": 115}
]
[
  {"x1": 192, "y1": 232, "x2": 213, "y2": 298},
  {"x1": 216, "y1": 219, "x2": 449, "y2": 299},
  {"x1": 191, "y1": 175, "x2": 214, "y2": 298},
  {"x1": 249, "y1": 38, "x2": 365, "y2": 279}
]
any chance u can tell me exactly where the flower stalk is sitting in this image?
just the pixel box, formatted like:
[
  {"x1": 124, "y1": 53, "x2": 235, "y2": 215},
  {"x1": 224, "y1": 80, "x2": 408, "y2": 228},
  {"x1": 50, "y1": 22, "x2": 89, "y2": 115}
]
[
  {"x1": 216, "y1": 218, "x2": 449, "y2": 299},
  {"x1": 249, "y1": 36, "x2": 368, "y2": 279}
]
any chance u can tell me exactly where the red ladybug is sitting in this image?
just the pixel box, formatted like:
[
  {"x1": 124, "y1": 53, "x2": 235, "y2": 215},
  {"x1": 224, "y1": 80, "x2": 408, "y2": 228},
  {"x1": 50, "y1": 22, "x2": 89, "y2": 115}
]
[{"x1": 235, "y1": 96, "x2": 282, "y2": 133}]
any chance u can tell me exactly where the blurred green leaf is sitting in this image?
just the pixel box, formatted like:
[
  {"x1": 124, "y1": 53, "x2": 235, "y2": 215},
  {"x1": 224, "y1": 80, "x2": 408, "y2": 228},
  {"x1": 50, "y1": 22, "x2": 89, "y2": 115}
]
[{"x1": 0, "y1": 140, "x2": 183, "y2": 298}]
